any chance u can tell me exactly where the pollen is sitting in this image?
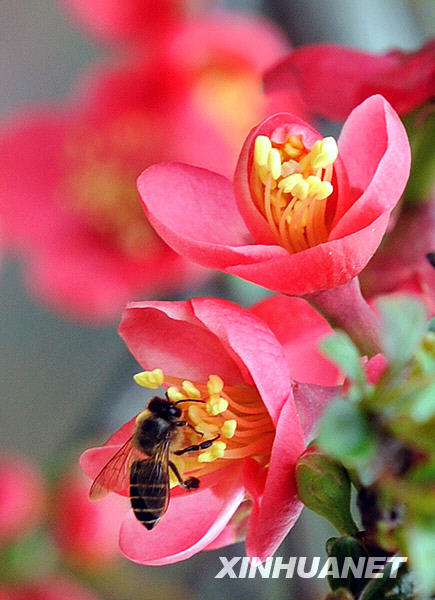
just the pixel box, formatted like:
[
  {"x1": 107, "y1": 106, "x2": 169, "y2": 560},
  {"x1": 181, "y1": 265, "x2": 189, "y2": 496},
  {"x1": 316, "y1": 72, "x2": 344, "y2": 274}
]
[
  {"x1": 182, "y1": 380, "x2": 201, "y2": 399},
  {"x1": 206, "y1": 396, "x2": 229, "y2": 416},
  {"x1": 167, "y1": 386, "x2": 186, "y2": 402},
  {"x1": 134, "y1": 369, "x2": 164, "y2": 389},
  {"x1": 207, "y1": 374, "x2": 224, "y2": 396},
  {"x1": 142, "y1": 371, "x2": 275, "y2": 488},
  {"x1": 251, "y1": 132, "x2": 338, "y2": 253},
  {"x1": 198, "y1": 441, "x2": 227, "y2": 463},
  {"x1": 254, "y1": 135, "x2": 272, "y2": 167},
  {"x1": 221, "y1": 419, "x2": 237, "y2": 438}
]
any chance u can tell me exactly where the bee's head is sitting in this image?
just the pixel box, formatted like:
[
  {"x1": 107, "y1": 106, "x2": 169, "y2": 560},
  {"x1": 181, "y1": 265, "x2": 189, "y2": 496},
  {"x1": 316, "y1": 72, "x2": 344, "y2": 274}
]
[{"x1": 147, "y1": 396, "x2": 182, "y2": 421}]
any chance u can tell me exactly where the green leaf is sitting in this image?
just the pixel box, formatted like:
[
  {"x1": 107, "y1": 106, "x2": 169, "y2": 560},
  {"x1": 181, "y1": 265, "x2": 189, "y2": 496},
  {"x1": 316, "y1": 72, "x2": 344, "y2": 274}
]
[
  {"x1": 327, "y1": 536, "x2": 368, "y2": 595},
  {"x1": 377, "y1": 296, "x2": 427, "y2": 369},
  {"x1": 318, "y1": 400, "x2": 376, "y2": 468},
  {"x1": 358, "y1": 561, "x2": 411, "y2": 600},
  {"x1": 321, "y1": 332, "x2": 365, "y2": 385}
]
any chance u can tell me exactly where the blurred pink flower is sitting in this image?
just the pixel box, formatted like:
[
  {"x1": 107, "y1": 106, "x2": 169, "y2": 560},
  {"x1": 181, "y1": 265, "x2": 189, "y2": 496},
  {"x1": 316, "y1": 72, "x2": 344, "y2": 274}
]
[
  {"x1": 137, "y1": 95, "x2": 410, "y2": 296},
  {"x1": 264, "y1": 40, "x2": 435, "y2": 121},
  {"x1": 81, "y1": 297, "x2": 339, "y2": 564},
  {"x1": 0, "y1": 13, "x2": 302, "y2": 322},
  {"x1": 61, "y1": 0, "x2": 199, "y2": 43},
  {"x1": 52, "y1": 468, "x2": 128, "y2": 568},
  {"x1": 2, "y1": 577, "x2": 100, "y2": 600},
  {"x1": 0, "y1": 455, "x2": 45, "y2": 546}
]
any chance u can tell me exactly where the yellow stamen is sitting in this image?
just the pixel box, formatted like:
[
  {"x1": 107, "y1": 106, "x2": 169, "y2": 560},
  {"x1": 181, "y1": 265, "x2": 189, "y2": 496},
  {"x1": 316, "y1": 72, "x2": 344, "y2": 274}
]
[
  {"x1": 254, "y1": 135, "x2": 272, "y2": 167},
  {"x1": 267, "y1": 148, "x2": 282, "y2": 180},
  {"x1": 207, "y1": 375, "x2": 224, "y2": 396},
  {"x1": 221, "y1": 419, "x2": 237, "y2": 438},
  {"x1": 136, "y1": 409, "x2": 150, "y2": 424},
  {"x1": 182, "y1": 380, "x2": 201, "y2": 399},
  {"x1": 311, "y1": 137, "x2": 338, "y2": 169},
  {"x1": 251, "y1": 133, "x2": 338, "y2": 253},
  {"x1": 198, "y1": 441, "x2": 227, "y2": 463},
  {"x1": 134, "y1": 371, "x2": 274, "y2": 489},
  {"x1": 134, "y1": 369, "x2": 164, "y2": 389},
  {"x1": 167, "y1": 386, "x2": 186, "y2": 402},
  {"x1": 206, "y1": 396, "x2": 229, "y2": 416}
]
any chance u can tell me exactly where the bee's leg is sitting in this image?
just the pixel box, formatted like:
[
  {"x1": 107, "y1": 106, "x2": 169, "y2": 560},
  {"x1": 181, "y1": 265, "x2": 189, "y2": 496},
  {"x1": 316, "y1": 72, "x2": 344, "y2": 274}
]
[
  {"x1": 173, "y1": 434, "x2": 220, "y2": 456},
  {"x1": 174, "y1": 420, "x2": 204, "y2": 437},
  {"x1": 168, "y1": 461, "x2": 199, "y2": 490}
]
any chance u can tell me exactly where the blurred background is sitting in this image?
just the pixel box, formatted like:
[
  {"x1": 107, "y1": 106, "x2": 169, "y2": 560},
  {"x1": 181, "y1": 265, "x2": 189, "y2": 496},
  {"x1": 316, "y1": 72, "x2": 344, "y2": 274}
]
[{"x1": 0, "y1": 1, "x2": 433, "y2": 599}]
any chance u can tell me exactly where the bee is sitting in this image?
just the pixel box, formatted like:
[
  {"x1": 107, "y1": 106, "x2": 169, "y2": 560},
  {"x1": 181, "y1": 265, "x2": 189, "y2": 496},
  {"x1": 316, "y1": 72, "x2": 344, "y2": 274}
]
[{"x1": 89, "y1": 395, "x2": 219, "y2": 530}]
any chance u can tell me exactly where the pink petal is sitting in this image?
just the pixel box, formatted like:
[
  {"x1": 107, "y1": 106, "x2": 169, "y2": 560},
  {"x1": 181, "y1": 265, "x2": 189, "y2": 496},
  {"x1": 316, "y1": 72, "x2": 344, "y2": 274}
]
[
  {"x1": 332, "y1": 95, "x2": 411, "y2": 239},
  {"x1": 292, "y1": 382, "x2": 341, "y2": 443},
  {"x1": 225, "y1": 211, "x2": 390, "y2": 295},
  {"x1": 365, "y1": 354, "x2": 388, "y2": 384},
  {"x1": 118, "y1": 300, "x2": 244, "y2": 385},
  {"x1": 137, "y1": 161, "x2": 289, "y2": 269},
  {"x1": 0, "y1": 111, "x2": 69, "y2": 246},
  {"x1": 62, "y1": 0, "x2": 181, "y2": 42},
  {"x1": 245, "y1": 400, "x2": 305, "y2": 560},
  {"x1": 167, "y1": 12, "x2": 290, "y2": 74},
  {"x1": 191, "y1": 298, "x2": 294, "y2": 425},
  {"x1": 264, "y1": 44, "x2": 398, "y2": 121},
  {"x1": 251, "y1": 295, "x2": 340, "y2": 386},
  {"x1": 119, "y1": 466, "x2": 245, "y2": 565}
]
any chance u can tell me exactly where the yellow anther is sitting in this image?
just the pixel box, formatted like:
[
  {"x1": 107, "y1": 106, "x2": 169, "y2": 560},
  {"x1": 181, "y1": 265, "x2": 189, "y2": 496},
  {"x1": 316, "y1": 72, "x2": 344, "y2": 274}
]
[
  {"x1": 182, "y1": 380, "x2": 201, "y2": 399},
  {"x1": 289, "y1": 135, "x2": 304, "y2": 148},
  {"x1": 267, "y1": 148, "x2": 282, "y2": 180},
  {"x1": 292, "y1": 180, "x2": 309, "y2": 200},
  {"x1": 198, "y1": 441, "x2": 227, "y2": 463},
  {"x1": 278, "y1": 173, "x2": 309, "y2": 200},
  {"x1": 284, "y1": 143, "x2": 303, "y2": 158},
  {"x1": 278, "y1": 173, "x2": 301, "y2": 191},
  {"x1": 133, "y1": 368, "x2": 164, "y2": 389},
  {"x1": 135, "y1": 409, "x2": 149, "y2": 424},
  {"x1": 311, "y1": 137, "x2": 338, "y2": 169},
  {"x1": 207, "y1": 374, "x2": 224, "y2": 396},
  {"x1": 306, "y1": 176, "x2": 333, "y2": 200},
  {"x1": 206, "y1": 396, "x2": 229, "y2": 416},
  {"x1": 254, "y1": 135, "x2": 272, "y2": 167},
  {"x1": 221, "y1": 419, "x2": 237, "y2": 439},
  {"x1": 167, "y1": 386, "x2": 186, "y2": 402}
]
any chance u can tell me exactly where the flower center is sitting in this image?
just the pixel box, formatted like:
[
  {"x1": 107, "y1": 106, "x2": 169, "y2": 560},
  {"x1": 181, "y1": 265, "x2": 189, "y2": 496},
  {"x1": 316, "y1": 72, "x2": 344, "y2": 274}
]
[
  {"x1": 62, "y1": 114, "x2": 158, "y2": 259},
  {"x1": 194, "y1": 67, "x2": 262, "y2": 151},
  {"x1": 134, "y1": 369, "x2": 274, "y2": 488},
  {"x1": 251, "y1": 134, "x2": 338, "y2": 253}
]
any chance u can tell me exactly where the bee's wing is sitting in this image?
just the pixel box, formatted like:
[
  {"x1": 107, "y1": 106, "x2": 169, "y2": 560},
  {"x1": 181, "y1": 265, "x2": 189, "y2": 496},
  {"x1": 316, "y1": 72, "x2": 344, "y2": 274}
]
[
  {"x1": 89, "y1": 437, "x2": 143, "y2": 500},
  {"x1": 130, "y1": 441, "x2": 171, "y2": 528}
]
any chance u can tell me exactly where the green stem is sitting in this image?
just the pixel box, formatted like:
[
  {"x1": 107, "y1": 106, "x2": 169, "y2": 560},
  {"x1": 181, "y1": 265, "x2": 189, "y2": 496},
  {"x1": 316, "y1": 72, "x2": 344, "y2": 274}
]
[{"x1": 304, "y1": 278, "x2": 381, "y2": 358}]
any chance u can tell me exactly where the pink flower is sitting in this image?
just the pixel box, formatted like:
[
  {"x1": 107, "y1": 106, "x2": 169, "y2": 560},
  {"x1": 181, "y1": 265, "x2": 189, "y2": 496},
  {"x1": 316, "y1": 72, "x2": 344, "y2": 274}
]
[
  {"x1": 0, "y1": 13, "x2": 299, "y2": 322},
  {"x1": 138, "y1": 95, "x2": 410, "y2": 296},
  {"x1": 61, "y1": 0, "x2": 193, "y2": 43},
  {"x1": 52, "y1": 468, "x2": 127, "y2": 568},
  {"x1": 251, "y1": 294, "x2": 340, "y2": 386},
  {"x1": 81, "y1": 297, "x2": 338, "y2": 564},
  {"x1": 264, "y1": 40, "x2": 435, "y2": 121},
  {"x1": 0, "y1": 454, "x2": 45, "y2": 545},
  {"x1": 3, "y1": 577, "x2": 100, "y2": 600},
  {"x1": 360, "y1": 200, "x2": 435, "y2": 312}
]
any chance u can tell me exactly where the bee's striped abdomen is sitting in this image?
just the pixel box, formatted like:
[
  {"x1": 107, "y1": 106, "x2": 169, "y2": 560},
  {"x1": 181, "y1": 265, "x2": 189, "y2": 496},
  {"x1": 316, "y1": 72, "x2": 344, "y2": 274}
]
[{"x1": 129, "y1": 458, "x2": 169, "y2": 530}]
